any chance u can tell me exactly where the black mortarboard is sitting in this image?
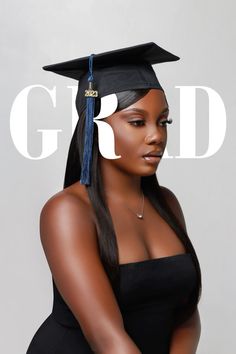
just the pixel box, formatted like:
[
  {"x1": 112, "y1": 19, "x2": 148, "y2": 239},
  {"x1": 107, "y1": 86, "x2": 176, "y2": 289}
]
[{"x1": 42, "y1": 42, "x2": 180, "y2": 185}]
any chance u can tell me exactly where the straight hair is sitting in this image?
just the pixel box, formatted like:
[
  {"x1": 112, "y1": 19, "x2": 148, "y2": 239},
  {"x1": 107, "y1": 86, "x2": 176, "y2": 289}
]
[{"x1": 63, "y1": 89, "x2": 202, "y2": 326}]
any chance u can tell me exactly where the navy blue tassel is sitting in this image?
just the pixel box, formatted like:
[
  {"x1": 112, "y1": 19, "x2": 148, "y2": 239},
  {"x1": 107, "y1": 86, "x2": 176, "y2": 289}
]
[{"x1": 80, "y1": 54, "x2": 98, "y2": 185}]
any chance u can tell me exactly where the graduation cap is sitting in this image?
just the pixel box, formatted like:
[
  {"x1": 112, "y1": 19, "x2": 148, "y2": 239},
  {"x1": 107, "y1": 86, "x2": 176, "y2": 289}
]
[{"x1": 43, "y1": 42, "x2": 180, "y2": 186}]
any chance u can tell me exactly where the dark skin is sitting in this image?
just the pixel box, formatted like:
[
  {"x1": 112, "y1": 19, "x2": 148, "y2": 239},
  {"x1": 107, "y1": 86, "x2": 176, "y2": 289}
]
[
  {"x1": 40, "y1": 89, "x2": 201, "y2": 354},
  {"x1": 98, "y1": 89, "x2": 186, "y2": 263}
]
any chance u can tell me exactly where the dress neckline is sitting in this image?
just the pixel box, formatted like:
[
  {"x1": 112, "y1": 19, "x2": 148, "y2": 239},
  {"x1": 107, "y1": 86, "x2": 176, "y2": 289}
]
[{"x1": 119, "y1": 252, "x2": 191, "y2": 268}]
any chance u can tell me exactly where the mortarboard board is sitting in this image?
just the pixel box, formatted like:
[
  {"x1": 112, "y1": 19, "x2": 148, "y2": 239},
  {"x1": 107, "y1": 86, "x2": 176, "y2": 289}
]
[{"x1": 42, "y1": 42, "x2": 180, "y2": 186}]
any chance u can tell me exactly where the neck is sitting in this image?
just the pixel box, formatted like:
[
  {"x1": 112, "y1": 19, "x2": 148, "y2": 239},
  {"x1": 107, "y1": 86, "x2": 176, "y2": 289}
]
[{"x1": 99, "y1": 158, "x2": 143, "y2": 202}]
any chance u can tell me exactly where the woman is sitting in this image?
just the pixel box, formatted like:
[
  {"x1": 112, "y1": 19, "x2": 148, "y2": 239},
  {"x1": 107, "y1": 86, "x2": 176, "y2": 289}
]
[{"x1": 26, "y1": 42, "x2": 202, "y2": 354}]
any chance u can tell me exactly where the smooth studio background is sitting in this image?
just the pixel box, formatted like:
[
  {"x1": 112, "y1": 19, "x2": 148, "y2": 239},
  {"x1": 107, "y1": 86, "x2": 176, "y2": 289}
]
[{"x1": 1, "y1": 1, "x2": 235, "y2": 353}]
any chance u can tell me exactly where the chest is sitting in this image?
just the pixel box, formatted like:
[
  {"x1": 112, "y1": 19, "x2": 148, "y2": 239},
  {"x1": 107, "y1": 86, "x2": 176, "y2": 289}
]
[{"x1": 107, "y1": 196, "x2": 186, "y2": 264}]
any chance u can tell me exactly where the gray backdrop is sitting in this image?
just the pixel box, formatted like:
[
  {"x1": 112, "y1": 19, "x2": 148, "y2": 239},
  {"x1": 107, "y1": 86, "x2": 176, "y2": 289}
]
[{"x1": 1, "y1": 1, "x2": 235, "y2": 353}]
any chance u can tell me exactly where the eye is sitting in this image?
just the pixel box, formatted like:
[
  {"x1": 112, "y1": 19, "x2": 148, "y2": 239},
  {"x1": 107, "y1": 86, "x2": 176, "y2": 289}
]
[
  {"x1": 159, "y1": 118, "x2": 173, "y2": 127},
  {"x1": 129, "y1": 120, "x2": 145, "y2": 127}
]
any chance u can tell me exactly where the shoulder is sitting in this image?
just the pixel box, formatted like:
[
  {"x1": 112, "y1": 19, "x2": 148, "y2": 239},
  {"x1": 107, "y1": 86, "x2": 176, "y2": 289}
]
[
  {"x1": 160, "y1": 185, "x2": 180, "y2": 206},
  {"x1": 41, "y1": 181, "x2": 92, "y2": 219},
  {"x1": 159, "y1": 185, "x2": 187, "y2": 233},
  {"x1": 40, "y1": 181, "x2": 97, "y2": 246}
]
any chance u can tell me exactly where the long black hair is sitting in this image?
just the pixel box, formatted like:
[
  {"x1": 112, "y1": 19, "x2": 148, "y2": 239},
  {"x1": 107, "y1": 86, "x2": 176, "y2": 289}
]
[{"x1": 63, "y1": 89, "x2": 202, "y2": 325}]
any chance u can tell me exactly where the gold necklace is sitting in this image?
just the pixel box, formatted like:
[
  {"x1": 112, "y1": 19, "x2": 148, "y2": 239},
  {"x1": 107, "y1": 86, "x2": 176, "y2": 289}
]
[{"x1": 126, "y1": 191, "x2": 145, "y2": 219}]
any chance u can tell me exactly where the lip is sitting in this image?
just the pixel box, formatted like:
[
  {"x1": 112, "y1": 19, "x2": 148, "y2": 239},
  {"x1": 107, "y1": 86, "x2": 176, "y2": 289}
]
[
  {"x1": 142, "y1": 156, "x2": 161, "y2": 164},
  {"x1": 142, "y1": 150, "x2": 163, "y2": 165},
  {"x1": 143, "y1": 150, "x2": 163, "y2": 158}
]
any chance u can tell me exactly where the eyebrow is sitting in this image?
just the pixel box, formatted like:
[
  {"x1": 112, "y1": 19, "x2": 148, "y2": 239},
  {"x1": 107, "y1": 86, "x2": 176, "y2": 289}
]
[{"x1": 122, "y1": 107, "x2": 169, "y2": 115}]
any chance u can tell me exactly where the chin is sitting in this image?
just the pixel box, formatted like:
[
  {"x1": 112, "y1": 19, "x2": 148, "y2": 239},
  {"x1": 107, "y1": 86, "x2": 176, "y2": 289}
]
[
  {"x1": 141, "y1": 170, "x2": 158, "y2": 177},
  {"x1": 137, "y1": 166, "x2": 159, "y2": 176},
  {"x1": 131, "y1": 162, "x2": 159, "y2": 176}
]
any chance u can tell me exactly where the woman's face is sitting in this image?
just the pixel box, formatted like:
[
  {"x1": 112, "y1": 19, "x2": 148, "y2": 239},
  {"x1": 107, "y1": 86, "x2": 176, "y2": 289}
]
[{"x1": 99, "y1": 88, "x2": 169, "y2": 176}]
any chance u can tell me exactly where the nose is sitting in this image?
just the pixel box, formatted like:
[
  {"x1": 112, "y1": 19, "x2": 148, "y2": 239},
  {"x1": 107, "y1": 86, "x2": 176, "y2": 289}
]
[{"x1": 144, "y1": 125, "x2": 165, "y2": 145}]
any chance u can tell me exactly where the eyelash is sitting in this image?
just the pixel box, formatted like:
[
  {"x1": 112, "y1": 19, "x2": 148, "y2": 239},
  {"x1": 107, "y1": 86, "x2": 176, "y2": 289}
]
[{"x1": 129, "y1": 118, "x2": 172, "y2": 127}]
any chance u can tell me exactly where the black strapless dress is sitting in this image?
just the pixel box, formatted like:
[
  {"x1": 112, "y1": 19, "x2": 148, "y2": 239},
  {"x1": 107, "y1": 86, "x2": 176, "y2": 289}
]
[{"x1": 26, "y1": 253, "x2": 197, "y2": 354}]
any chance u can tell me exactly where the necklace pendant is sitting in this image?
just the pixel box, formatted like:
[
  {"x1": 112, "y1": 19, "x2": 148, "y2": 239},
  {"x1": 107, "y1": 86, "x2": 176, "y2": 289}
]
[{"x1": 136, "y1": 213, "x2": 143, "y2": 219}]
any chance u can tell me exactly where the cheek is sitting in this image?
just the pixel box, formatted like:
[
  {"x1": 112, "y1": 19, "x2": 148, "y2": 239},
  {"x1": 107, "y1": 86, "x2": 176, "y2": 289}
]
[
  {"x1": 104, "y1": 118, "x2": 144, "y2": 160},
  {"x1": 114, "y1": 128, "x2": 142, "y2": 158}
]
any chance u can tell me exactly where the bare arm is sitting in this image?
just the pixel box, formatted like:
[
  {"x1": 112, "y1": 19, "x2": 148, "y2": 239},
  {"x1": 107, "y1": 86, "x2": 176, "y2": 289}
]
[
  {"x1": 169, "y1": 308, "x2": 201, "y2": 354},
  {"x1": 40, "y1": 193, "x2": 141, "y2": 354},
  {"x1": 160, "y1": 186, "x2": 201, "y2": 354}
]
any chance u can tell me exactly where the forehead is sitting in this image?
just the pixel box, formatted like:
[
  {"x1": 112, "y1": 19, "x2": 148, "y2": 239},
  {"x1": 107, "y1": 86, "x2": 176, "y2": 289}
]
[{"x1": 122, "y1": 89, "x2": 168, "y2": 114}]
